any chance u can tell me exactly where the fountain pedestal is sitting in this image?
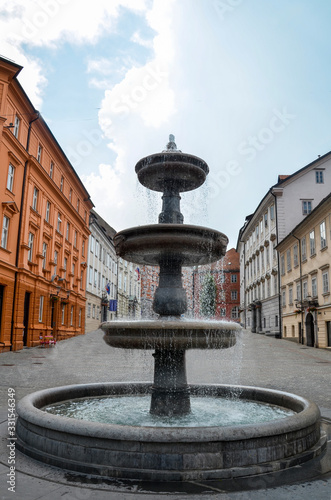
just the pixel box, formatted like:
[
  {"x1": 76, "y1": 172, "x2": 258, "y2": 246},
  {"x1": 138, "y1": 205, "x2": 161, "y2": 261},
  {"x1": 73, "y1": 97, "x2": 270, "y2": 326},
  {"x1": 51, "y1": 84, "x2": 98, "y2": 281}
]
[{"x1": 151, "y1": 348, "x2": 190, "y2": 416}]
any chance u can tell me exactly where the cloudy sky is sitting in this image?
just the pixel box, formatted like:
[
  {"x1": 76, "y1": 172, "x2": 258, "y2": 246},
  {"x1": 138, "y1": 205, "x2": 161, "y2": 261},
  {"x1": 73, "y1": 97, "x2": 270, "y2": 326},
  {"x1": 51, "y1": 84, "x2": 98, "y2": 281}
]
[{"x1": 1, "y1": 0, "x2": 331, "y2": 249}]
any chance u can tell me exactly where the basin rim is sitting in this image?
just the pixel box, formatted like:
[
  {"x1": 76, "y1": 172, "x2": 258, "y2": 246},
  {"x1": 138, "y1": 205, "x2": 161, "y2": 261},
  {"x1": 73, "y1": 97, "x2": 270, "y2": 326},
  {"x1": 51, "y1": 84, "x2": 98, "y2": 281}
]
[{"x1": 17, "y1": 383, "x2": 320, "y2": 443}]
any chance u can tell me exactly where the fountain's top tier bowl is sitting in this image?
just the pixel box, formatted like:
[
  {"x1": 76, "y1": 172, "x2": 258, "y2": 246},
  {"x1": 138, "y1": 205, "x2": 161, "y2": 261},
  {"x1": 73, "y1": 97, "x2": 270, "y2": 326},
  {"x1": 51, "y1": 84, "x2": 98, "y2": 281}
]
[{"x1": 135, "y1": 150, "x2": 209, "y2": 193}]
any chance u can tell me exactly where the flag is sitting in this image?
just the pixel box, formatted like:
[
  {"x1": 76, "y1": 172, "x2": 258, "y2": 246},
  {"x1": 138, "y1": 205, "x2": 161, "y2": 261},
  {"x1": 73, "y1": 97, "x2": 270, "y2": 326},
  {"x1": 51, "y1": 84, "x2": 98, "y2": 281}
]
[
  {"x1": 109, "y1": 299, "x2": 117, "y2": 312},
  {"x1": 106, "y1": 283, "x2": 110, "y2": 294},
  {"x1": 135, "y1": 267, "x2": 140, "y2": 280}
]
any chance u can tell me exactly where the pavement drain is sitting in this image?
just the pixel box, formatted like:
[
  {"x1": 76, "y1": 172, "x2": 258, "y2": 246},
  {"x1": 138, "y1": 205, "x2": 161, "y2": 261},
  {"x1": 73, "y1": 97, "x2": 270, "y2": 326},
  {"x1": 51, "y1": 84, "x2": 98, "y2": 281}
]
[
  {"x1": 1, "y1": 364, "x2": 15, "y2": 366},
  {"x1": 32, "y1": 362, "x2": 43, "y2": 365}
]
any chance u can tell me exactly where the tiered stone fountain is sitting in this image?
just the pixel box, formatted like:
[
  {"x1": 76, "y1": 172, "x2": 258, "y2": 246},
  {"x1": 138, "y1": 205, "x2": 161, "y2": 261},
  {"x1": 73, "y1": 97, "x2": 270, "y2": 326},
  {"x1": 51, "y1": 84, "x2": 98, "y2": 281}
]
[{"x1": 16, "y1": 136, "x2": 325, "y2": 482}]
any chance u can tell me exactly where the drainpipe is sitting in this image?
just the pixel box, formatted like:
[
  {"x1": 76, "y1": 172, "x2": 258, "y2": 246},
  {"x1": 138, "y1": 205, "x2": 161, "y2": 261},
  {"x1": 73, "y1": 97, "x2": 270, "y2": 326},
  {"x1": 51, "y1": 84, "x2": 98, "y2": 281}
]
[
  {"x1": 271, "y1": 191, "x2": 282, "y2": 339},
  {"x1": 10, "y1": 112, "x2": 40, "y2": 350},
  {"x1": 242, "y1": 241, "x2": 246, "y2": 329},
  {"x1": 293, "y1": 235, "x2": 304, "y2": 344}
]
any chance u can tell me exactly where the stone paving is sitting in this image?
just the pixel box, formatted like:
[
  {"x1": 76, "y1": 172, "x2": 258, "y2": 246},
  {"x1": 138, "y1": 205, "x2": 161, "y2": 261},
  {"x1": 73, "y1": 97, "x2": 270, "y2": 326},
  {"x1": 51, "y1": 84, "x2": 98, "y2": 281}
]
[{"x1": 0, "y1": 329, "x2": 331, "y2": 499}]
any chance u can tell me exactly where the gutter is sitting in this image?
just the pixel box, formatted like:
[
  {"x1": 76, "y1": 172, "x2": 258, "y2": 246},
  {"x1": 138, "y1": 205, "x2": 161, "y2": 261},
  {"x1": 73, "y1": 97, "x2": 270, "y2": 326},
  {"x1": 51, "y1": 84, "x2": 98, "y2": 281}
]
[{"x1": 271, "y1": 191, "x2": 282, "y2": 339}]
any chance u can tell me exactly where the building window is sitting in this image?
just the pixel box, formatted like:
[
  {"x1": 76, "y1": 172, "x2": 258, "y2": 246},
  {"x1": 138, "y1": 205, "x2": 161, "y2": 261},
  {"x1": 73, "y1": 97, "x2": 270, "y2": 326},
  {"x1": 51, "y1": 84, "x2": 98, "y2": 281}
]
[
  {"x1": 280, "y1": 255, "x2": 285, "y2": 275},
  {"x1": 309, "y1": 230, "x2": 315, "y2": 256},
  {"x1": 264, "y1": 212, "x2": 268, "y2": 227},
  {"x1": 80, "y1": 270, "x2": 84, "y2": 289},
  {"x1": 82, "y1": 239, "x2": 85, "y2": 256},
  {"x1": 37, "y1": 144, "x2": 42, "y2": 163},
  {"x1": 39, "y1": 296, "x2": 44, "y2": 323},
  {"x1": 303, "y1": 280, "x2": 308, "y2": 299},
  {"x1": 90, "y1": 235, "x2": 94, "y2": 253},
  {"x1": 32, "y1": 187, "x2": 38, "y2": 211},
  {"x1": 220, "y1": 273, "x2": 225, "y2": 284},
  {"x1": 45, "y1": 201, "x2": 50, "y2": 223},
  {"x1": 77, "y1": 198, "x2": 80, "y2": 212},
  {"x1": 99, "y1": 245, "x2": 103, "y2": 261},
  {"x1": 231, "y1": 307, "x2": 239, "y2": 319},
  {"x1": 70, "y1": 306, "x2": 74, "y2": 326},
  {"x1": 95, "y1": 240, "x2": 99, "y2": 258},
  {"x1": 322, "y1": 272, "x2": 329, "y2": 294},
  {"x1": 89, "y1": 266, "x2": 93, "y2": 284},
  {"x1": 74, "y1": 230, "x2": 77, "y2": 248},
  {"x1": 54, "y1": 250, "x2": 58, "y2": 275},
  {"x1": 79, "y1": 308, "x2": 82, "y2": 327},
  {"x1": 66, "y1": 222, "x2": 70, "y2": 240},
  {"x1": 286, "y1": 249, "x2": 291, "y2": 271},
  {"x1": 1, "y1": 216, "x2": 9, "y2": 249},
  {"x1": 61, "y1": 304, "x2": 65, "y2": 325},
  {"x1": 289, "y1": 287, "x2": 293, "y2": 305},
  {"x1": 312, "y1": 276, "x2": 317, "y2": 297},
  {"x1": 28, "y1": 232, "x2": 34, "y2": 261},
  {"x1": 7, "y1": 164, "x2": 14, "y2": 191},
  {"x1": 275, "y1": 315, "x2": 278, "y2": 327},
  {"x1": 60, "y1": 176, "x2": 64, "y2": 192},
  {"x1": 260, "y1": 219, "x2": 263, "y2": 234},
  {"x1": 42, "y1": 242, "x2": 47, "y2": 269},
  {"x1": 220, "y1": 308, "x2": 226, "y2": 317},
  {"x1": 94, "y1": 269, "x2": 97, "y2": 287},
  {"x1": 302, "y1": 201, "x2": 312, "y2": 215},
  {"x1": 92, "y1": 304, "x2": 96, "y2": 319},
  {"x1": 231, "y1": 291, "x2": 237, "y2": 300},
  {"x1": 87, "y1": 303, "x2": 91, "y2": 318},
  {"x1": 296, "y1": 282, "x2": 301, "y2": 301},
  {"x1": 315, "y1": 170, "x2": 324, "y2": 184},
  {"x1": 50, "y1": 161, "x2": 54, "y2": 179},
  {"x1": 57, "y1": 213, "x2": 62, "y2": 232},
  {"x1": 63, "y1": 257, "x2": 67, "y2": 279},
  {"x1": 13, "y1": 115, "x2": 20, "y2": 138},
  {"x1": 320, "y1": 221, "x2": 327, "y2": 249},
  {"x1": 69, "y1": 188, "x2": 72, "y2": 203},
  {"x1": 301, "y1": 237, "x2": 307, "y2": 261},
  {"x1": 231, "y1": 274, "x2": 237, "y2": 283},
  {"x1": 293, "y1": 244, "x2": 298, "y2": 267},
  {"x1": 98, "y1": 272, "x2": 101, "y2": 289},
  {"x1": 72, "y1": 262, "x2": 75, "y2": 277},
  {"x1": 282, "y1": 290, "x2": 286, "y2": 307}
]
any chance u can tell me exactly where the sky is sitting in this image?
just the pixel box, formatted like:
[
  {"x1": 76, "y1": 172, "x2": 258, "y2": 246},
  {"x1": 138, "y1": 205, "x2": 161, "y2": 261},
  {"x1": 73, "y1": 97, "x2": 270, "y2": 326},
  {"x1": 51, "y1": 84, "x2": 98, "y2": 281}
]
[{"x1": 1, "y1": 0, "x2": 331, "y2": 250}]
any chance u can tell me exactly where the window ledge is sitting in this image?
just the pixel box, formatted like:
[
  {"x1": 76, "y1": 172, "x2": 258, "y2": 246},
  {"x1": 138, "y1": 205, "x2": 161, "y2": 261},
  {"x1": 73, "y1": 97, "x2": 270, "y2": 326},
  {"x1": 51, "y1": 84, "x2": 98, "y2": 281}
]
[
  {"x1": 310, "y1": 253, "x2": 316, "y2": 259},
  {"x1": 321, "y1": 245, "x2": 328, "y2": 252},
  {"x1": 0, "y1": 246, "x2": 11, "y2": 254},
  {"x1": 322, "y1": 292, "x2": 330, "y2": 297}
]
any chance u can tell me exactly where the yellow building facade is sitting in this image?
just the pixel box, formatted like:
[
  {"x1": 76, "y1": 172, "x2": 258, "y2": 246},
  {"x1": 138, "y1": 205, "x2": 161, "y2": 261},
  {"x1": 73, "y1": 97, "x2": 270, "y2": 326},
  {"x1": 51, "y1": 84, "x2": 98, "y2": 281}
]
[{"x1": 277, "y1": 193, "x2": 331, "y2": 348}]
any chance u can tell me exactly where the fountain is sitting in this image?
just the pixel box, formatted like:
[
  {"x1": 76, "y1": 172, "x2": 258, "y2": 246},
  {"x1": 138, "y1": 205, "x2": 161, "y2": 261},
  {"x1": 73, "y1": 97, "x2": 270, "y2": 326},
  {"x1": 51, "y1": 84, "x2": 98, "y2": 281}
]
[{"x1": 16, "y1": 136, "x2": 325, "y2": 482}]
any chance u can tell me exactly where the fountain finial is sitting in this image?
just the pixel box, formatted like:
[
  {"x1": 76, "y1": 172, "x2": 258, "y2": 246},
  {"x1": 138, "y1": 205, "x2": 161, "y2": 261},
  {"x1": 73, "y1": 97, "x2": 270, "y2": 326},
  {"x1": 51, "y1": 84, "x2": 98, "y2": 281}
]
[{"x1": 166, "y1": 134, "x2": 177, "y2": 151}]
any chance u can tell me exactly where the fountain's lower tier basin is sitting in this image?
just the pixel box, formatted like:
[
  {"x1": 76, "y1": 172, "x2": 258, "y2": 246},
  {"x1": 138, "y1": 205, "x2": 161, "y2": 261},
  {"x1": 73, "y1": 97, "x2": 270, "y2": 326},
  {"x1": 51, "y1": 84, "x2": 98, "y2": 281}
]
[
  {"x1": 16, "y1": 383, "x2": 325, "y2": 482},
  {"x1": 101, "y1": 320, "x2": 239, "y2": 349}
]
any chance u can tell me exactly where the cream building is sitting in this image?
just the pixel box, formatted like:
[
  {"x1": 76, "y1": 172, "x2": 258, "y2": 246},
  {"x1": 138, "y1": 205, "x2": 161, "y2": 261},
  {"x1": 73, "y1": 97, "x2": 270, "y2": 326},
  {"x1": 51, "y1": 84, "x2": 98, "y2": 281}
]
[
  {"x1": 276, "y1": 193, "x2": 331, "y2": 348},
  {"x1": 237, "y1": 152, "x2": 331, "y2": 337},
  {"x1": 117, "y1": 258, "x2": 141, "y2": 319}
]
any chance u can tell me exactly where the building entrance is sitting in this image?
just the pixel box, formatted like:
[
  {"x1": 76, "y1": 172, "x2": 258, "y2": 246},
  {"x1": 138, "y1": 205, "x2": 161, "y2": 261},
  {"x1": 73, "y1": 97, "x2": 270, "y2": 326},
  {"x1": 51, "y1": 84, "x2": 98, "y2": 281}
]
[
  {"x1": 23, "y1": 292, "x2": 30, "y2": 346},
  {"x1": 305, "y1": 313, "x2": 315, "y2": 347}
]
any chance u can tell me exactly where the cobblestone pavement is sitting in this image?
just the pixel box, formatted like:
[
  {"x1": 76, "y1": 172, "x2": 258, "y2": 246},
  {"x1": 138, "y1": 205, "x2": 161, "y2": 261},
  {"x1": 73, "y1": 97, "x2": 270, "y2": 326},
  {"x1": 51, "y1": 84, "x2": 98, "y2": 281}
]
[{"x1": 0, "y1": 329, "x2": 331, "y2": 499}]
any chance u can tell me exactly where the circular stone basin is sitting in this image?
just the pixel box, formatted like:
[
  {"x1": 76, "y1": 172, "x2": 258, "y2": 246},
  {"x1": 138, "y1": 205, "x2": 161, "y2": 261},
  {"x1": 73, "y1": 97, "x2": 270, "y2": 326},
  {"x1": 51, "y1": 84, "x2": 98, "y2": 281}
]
[
  {"x1": 114, "y1": 224, "x2": 228, "y2": 266},
  {"x1": 101, "y1": 319, "x2": 239, "y2": 349},
  {"x1": 16, "y1": 383, "x2": 323, "y2": 482},
  {"x1": 135, "y1": 152, "x2": 209, "y2": 192}
]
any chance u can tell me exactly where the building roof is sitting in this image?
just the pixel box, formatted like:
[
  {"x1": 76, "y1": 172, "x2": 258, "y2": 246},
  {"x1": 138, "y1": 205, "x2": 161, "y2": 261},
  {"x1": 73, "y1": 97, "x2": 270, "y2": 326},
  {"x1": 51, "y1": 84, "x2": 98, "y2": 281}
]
[
  {"x1": 90, "y1": 208, "x2": 117, "y2": 241},
  {"x1": 0, "y1": 55, "x2": 93, "y2": 206},
  {"x1": 237, "y1": 151, "x2": 331, "y2": 246},
  {"x1": 276, "y1": 191, "x2": 331, "y2": 250}
]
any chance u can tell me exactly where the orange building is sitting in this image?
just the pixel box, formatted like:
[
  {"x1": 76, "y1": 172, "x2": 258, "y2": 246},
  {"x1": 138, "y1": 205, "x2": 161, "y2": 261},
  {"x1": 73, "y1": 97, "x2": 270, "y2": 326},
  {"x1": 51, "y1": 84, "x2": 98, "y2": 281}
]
[
  {"x1": 193, "y1": 248, "x2": 241, "y2": 322},
  {"x1": 0, "y1": 56, "x2": 93, "y2": 352}
]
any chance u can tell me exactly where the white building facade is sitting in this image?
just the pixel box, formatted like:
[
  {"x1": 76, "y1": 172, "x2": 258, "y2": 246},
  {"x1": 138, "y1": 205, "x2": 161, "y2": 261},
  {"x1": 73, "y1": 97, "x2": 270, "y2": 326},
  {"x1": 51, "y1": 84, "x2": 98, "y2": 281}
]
[
  {"x1": 237, "y1": 152, "x2": 331, "y2": 337},
  {"x1": 85, "y1": 210, "x2": 117, "y2": 333}
]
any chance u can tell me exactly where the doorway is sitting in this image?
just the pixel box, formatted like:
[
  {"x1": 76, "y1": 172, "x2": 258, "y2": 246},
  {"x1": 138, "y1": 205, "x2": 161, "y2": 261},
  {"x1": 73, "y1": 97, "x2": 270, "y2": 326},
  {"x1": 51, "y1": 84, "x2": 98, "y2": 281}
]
[
  {"x1": 0, "y1": 285, "x2": 4, "y2": 338},
  {"x1": 305, "y1": 313, "x2": 315, "y2": 347},
  {"x1": 327, "y1": 321, "x2": 331, "y2": 347},
  {"x1": 23, "y1": 292, "x2": 31, "y2": 346}
]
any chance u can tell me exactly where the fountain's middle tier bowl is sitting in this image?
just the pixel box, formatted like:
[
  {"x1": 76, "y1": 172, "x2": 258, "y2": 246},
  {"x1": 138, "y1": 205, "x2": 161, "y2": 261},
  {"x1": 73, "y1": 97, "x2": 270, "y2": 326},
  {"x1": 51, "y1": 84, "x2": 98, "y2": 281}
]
[
  {"x1": 114, "y1": 224, "x2": 228, "y2": 266},
  {"x1": 101, "y1": 320, "x2": 240, "y2": 350}
]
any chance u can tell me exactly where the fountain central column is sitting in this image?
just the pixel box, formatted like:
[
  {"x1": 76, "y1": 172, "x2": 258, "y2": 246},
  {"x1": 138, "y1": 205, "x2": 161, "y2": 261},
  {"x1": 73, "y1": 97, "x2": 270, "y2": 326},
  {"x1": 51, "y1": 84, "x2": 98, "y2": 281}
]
[{"x1": 150, "y1": 348, "x2": 190, "y2": 416}]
